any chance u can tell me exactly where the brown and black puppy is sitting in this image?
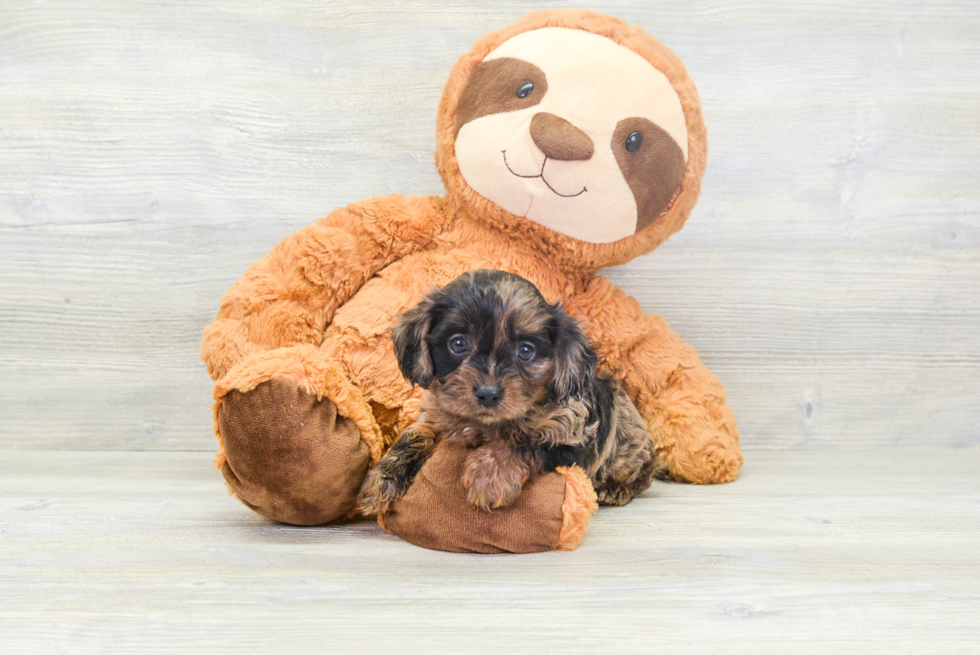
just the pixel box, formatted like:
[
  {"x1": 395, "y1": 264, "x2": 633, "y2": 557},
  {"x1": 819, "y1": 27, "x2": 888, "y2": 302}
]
[{"x1": 358, "y1": 269, "x2": 660, "y2": 514}]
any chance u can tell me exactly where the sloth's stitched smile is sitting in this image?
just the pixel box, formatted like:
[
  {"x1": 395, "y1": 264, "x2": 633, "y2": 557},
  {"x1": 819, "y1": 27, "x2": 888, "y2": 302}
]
[{"x1": 502, "y1": 150, "x2": 588, "y2": 198}]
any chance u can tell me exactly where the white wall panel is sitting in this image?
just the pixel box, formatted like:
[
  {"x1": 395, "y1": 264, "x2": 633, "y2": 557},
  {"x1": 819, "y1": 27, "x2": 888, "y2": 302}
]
[{"x1": 1, "y1": 1, "x2": 977, "y2": 449}]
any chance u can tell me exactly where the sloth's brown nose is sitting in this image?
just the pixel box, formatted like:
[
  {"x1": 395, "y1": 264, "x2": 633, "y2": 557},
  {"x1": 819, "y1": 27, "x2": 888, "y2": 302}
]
[{"x1": 529, "y1": 112, "x2": 594, "y2": 161}]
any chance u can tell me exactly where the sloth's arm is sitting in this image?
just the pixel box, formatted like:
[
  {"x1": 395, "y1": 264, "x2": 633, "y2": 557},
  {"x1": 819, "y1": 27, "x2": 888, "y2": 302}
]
[
  {"x1": 566, "y1": 276, "x2": 743, "y2": 484},
  {"x1": 201, "y1": 194, "x2": 450, "y2": 381}
]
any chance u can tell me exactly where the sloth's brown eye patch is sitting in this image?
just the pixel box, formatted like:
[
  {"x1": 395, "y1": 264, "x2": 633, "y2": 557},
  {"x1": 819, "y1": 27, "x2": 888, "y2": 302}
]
[
  {"x1": 454, "y1": 57, "x2": 548, "y2": 138},
  {"x1": 612, "y1": 117, "x2": 685, "y2": 233}
]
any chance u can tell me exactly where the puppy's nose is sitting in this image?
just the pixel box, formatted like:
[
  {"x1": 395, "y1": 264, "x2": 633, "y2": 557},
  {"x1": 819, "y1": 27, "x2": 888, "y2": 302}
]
[
  {"x1": 530, "y1": 112, "x2": 594, "y2": 161},
  {"x1": 474, "y1": 384, "x2": 503, "y2": 408}
]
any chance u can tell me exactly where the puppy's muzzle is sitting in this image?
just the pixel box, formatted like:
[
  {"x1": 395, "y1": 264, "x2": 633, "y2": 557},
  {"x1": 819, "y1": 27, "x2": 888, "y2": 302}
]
[{"x1": 474, "y1": 384, "x2": 503, "y2": 408}]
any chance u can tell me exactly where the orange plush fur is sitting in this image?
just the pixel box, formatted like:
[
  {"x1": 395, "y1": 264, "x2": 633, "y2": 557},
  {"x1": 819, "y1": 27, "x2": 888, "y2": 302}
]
[{"x1": 201, "y1": 9, "x2": 742, "y2": 550}]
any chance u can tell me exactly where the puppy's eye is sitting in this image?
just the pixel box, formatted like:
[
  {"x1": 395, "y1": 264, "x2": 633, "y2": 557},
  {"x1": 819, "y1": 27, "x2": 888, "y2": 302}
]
[
  {"x1": 625, "y1": 131, "x2": 643, "y2": 152},
  {"x1": 516, "y1": 80, "x2": 534, "y2": 98},
  {"x1": 448, "y1": 335, "x2": 470, "y2": 355},
  {"x1": 516, "y1": 342, "x2": 536, "y2": 362}
]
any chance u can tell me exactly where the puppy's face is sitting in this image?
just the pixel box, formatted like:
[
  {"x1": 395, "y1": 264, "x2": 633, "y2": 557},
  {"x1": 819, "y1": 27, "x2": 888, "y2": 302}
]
[{"x1": 392, "y1": 270, "x2": 596, "y2": 425}]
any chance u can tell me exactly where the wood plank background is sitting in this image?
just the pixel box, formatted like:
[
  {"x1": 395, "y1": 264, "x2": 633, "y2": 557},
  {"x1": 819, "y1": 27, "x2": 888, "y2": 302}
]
[
  {"x1": 2, "y1": 449, "x2": 978, "y2": 653},
  {"x1": 1, "y1": 0, "x2": 978, "y2": 451}
]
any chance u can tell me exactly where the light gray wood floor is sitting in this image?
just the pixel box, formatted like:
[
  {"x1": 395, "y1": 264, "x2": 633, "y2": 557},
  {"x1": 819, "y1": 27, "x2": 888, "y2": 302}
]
[{"x1": 1, "y1": 449, "x2": 978, "y2": 654}]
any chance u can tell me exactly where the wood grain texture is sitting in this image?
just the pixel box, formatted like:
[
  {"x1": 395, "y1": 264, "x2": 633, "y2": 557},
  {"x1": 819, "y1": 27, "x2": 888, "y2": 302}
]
[
  {"x1": 0, "y1": 1, "x2": 978, "y2": 450},
  {"x1": 1, "y1": 449, "x2": 978, "y2": 653}
]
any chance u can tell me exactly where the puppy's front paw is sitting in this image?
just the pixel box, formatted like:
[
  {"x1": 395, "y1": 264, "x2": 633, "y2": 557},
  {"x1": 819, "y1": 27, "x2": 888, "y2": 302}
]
[
  {"x1": 594, "y1": 483, "x2": 635, "y2": 507},
  {"x1": 357, "y1": 458, "x2": 411, "y2": 515},
  {"x1": 464, "y1": 476, "x2": 523, "y2": 512},
  {"x1": 461, "y1": 448, "x2": 526, "y2": 511},
  {"x1": 358, "y1": 427, "x2": 435, "y2": 515}
]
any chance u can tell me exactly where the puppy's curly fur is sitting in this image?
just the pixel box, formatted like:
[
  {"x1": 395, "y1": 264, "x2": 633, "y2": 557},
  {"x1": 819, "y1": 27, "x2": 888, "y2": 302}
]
[{"x1": 359, "y1": 269, "x2": 661, "y2": 514}]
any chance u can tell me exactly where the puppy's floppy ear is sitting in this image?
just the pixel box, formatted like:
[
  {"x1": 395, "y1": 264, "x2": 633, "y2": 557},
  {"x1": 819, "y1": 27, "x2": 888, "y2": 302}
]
[
  {"x1": 391, "y1": 295, "x2": 439, "y2": 389},
  {"x1": 549, "y1": 305, "x2": 597, "y2": 402}
]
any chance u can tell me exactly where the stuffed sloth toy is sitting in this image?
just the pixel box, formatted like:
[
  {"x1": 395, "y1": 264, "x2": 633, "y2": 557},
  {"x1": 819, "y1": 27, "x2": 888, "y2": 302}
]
[{"x1": 201, "y1": 8, "x2": 743, "y2": 553}]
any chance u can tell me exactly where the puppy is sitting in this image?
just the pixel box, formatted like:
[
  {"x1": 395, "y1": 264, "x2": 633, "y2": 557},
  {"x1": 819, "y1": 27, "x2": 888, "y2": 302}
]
[{"x1": 358, "y1": 269, "x2": 661, "y2": 514}]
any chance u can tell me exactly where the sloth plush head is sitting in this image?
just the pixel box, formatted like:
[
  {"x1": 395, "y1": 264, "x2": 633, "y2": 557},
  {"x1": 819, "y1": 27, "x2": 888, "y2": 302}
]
[{"x1": 435, "y1": 9, "x2": 707, "y2": 269}]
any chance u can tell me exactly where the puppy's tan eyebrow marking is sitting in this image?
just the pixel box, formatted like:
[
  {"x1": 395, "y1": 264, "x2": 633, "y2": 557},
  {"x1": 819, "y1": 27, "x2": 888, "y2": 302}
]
[
  {"x1": 494, "y1": 282, "x2": 551, "y2": 357},
  {"x1": 507, "y1": 305, "x2": 548, "y2": 339}
]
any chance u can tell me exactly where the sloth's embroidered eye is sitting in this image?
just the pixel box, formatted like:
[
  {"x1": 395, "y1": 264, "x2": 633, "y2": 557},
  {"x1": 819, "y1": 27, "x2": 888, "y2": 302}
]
[
  {"x1": 448, "y1": 335, "x2": 470, "y2": 355},
  {"x1": 516, "y1": 342, "x2": 536, "y2": 362},
  {"x1": 516, "y1": 80, "x2": 535, "y2": 98},
  {"x1": 626, "y1": 131, "x2": 643, "y2": 152}
]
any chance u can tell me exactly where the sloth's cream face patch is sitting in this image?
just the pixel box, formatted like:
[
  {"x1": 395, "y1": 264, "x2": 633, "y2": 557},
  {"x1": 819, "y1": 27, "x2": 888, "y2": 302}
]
[{"x1": 454, "y1": 27, "x2": 688, "y2": 244}]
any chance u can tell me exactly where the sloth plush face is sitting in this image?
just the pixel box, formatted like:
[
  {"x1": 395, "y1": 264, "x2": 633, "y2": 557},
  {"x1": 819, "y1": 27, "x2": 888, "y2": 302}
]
[{"x1": 453, "y1": 27, "x2": 689, "y2": 244}]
